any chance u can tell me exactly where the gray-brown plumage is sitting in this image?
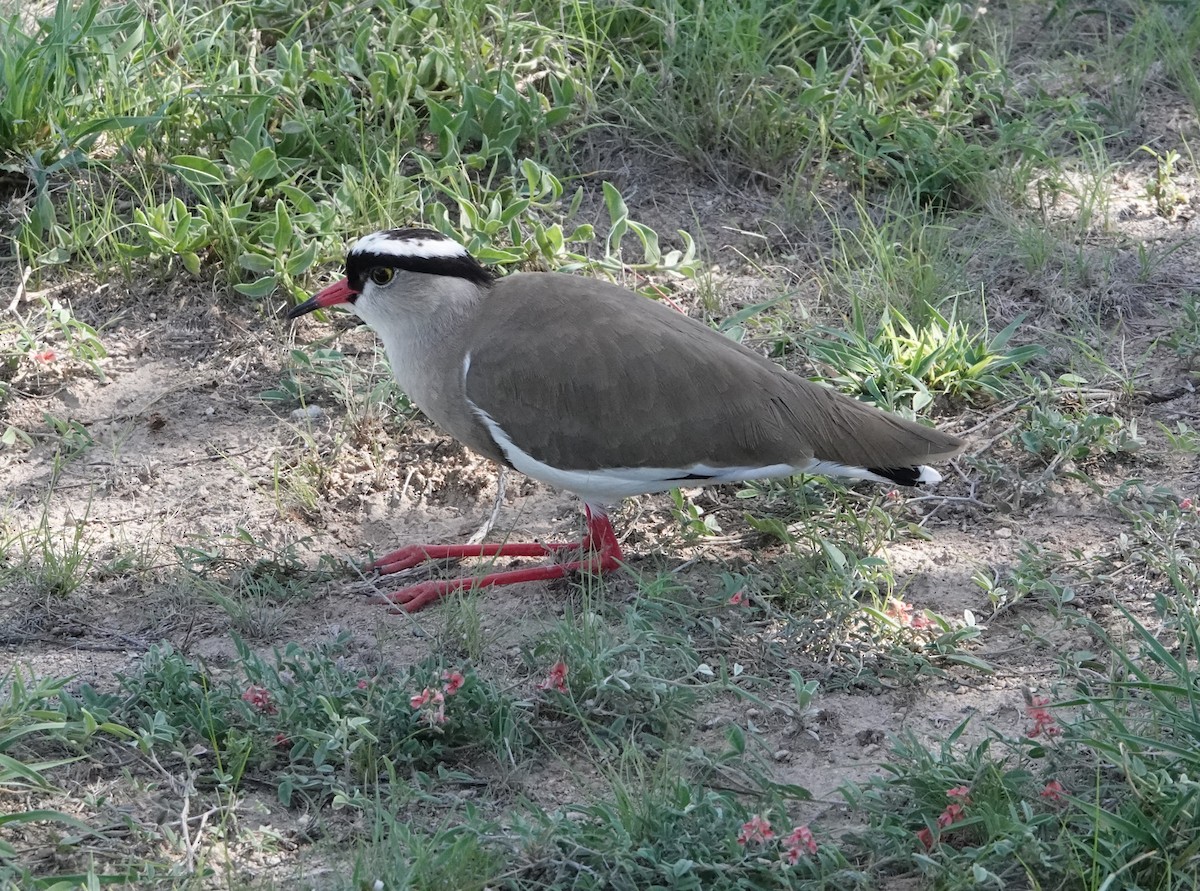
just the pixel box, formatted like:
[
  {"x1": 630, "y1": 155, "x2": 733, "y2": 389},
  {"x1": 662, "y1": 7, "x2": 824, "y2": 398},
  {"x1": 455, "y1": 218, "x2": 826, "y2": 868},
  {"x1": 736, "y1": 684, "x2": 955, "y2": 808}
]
[
  {"x1": 285, "y1": 227, "x2": 965, "y2": 613},
  {"x1": 463, "y1": 272, "x2": 962, "y2": 476},
  {"x1": 289, "y1": 227, "x2": 963, "y2": 505}
]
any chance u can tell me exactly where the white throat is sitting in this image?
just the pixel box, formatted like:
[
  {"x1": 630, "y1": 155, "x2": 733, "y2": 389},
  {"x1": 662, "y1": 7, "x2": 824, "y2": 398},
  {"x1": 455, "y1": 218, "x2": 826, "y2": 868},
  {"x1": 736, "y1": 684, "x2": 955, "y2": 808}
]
[{"x1": 354, "y1": 274, "x2": 482, "y2": 422}]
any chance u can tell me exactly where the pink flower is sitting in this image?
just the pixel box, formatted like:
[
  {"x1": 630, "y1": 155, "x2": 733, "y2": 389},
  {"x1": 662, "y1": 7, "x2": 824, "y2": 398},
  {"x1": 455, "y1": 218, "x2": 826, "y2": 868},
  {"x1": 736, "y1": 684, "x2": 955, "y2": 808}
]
[
  {"x1": 885, "y1": 599, "x2": 913, "y2": 624},
  {"x1": 947, "y1": 785, "x2": 972, "y2": 802},
  {"x1": 936, "y1": 803, "x2": 966, "y2": 828},
  {"x1": 886, "y1": 489, "x2": 900, "y2": 501},
  {"x1": 241, "y1": 685, "x2": 276, "y2": 714},
  {"x1": 357, "y1": 678, "x2": 370, "y2": 690},
  {"x1": 273, "y1": 732, "x2": 292, "y2": 748},
  {"x1": 1040, "y1": 779, "x2": 1066, "y2": 802},
  {"x1": 886, "y1": 599, "x2": 934, "y2": 630},
  {"x1": 536, "y1": 660, "x2": 569, "y2": 694},
  {"x1": 1025, "y1": 694, "x2": 1061, "y2": 738},
  {"x1": 1182, "y1": 498, "x2": 1194, "y2": 510},
  {"x1": 736, "y1": 814, "x2": 773, "y2": 846},
  {"x1": 441, "y1": 670, "x2": 465, "y2": 695},
  {"x1": 33, "y1": 349, "x2": 56, "y2": 363},
  {"x1": 781, "y1": 845, "x2": 803, "y2": 865},
  {"x1": 917, "y1": 790, "x2": 970, "y2": 849},
  {"x1": 728, "y1": 590, "x2": 746, "y2": 606},
  {"x1": 784, "y1": 825, "x2": 817, "y2": 855},
  {"x1": 410, "y1": 687, "x2": 447, "y2": 725}
]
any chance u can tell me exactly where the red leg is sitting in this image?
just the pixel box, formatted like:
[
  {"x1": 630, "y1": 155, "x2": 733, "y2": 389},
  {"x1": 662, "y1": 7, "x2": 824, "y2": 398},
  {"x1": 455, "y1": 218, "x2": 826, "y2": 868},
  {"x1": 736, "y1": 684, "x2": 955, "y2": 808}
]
[
  {"x1": 371, "y1": 505, "x2": 624, "y2": 613},
  {"x1": 367, "y1": 541, "x2": 567, "y2": 575}
]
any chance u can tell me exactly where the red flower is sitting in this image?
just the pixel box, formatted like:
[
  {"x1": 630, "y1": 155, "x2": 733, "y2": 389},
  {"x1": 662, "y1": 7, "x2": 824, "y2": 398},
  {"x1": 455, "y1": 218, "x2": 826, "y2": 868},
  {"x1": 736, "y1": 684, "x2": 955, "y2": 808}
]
[
  {"x1": 736, "y1": 814, "x2": 773, "y2": 846},
  {"x1": 410, "y1": 688, "x2": 433, "y2": 709},
  {"x1": 241, "y1": 685, "x2": 276, "y2": 714},
  {"x1": 728, "y1": 590, "x2": 746, "y2": 606},
  {"x1": 536, "y1": 660, "x2": 569, "y2": 694},
  {"x1": 273, "y1": 732, "x2": 292, "y2": 748},
  {"x1": 918, "y1": 788, "x2": 970, "y2": 849},
  {"x1": 441, "y1": 670, "x2": 465, "y2": 695},
  {"x1": 1040, "y1": 779, "x2": 1066, "y2": 802}
]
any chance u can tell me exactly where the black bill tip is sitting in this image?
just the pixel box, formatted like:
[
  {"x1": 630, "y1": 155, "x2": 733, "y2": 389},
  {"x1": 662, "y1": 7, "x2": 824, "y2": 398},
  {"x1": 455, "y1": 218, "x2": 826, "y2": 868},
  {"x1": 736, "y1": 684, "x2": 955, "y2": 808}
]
[{"x1": 287, "y1": 297, "x2": 321, "y2": 320}]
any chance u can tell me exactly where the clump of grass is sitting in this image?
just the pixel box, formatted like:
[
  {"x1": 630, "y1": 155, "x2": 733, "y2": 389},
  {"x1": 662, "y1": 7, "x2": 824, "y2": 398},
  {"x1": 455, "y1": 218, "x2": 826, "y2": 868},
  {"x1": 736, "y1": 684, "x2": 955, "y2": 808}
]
[
  {"x1": 0, "y1": 669, "x2": 135, "y2": 887},
  {"x1": 574, "y1": 0, "x2": 1003, "y2": 201},
  {"x1": 9, "y1": 0, "x2": 700, "y2": 293},
  {"x1": 803, "y1": 299, "x2": 1043, "y2": 414},
  {"x1": 1, "y1": 491, "x2": 94, "y2": 599},
  {"x1": 527, "y1": 600, "x2": 709, "y2": 746}
]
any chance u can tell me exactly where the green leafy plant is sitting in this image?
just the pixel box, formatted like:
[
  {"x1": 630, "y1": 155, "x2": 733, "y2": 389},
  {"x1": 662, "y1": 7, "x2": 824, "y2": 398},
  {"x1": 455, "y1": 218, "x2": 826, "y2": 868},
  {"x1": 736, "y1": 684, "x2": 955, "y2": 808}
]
[
  {"x1": 670, "y1": 489, "x2": 723, "y2": 539},
  {"x1": 1017, "y1": 402, "x2": 1143, "y2": 465},
  {"x1": 804, "y1": 301, "x2": 1043, "y2": 413},
  {"x1": 1158, "y1": 420, "x2": 1200, "y2": 455},
  {"x1": 1142, "y1": 147, "x2": 1187, "y2": 218},
  {"x1": 972, "y1": 542, "x2": 1079, "y2": 615}
]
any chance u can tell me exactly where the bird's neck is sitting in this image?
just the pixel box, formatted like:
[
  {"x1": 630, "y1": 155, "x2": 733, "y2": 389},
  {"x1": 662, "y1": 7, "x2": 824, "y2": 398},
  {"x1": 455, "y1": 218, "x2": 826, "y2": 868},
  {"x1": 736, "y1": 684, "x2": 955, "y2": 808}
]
[{"x1": 375, "y1": 278, "x2": 484, "y2": 419}]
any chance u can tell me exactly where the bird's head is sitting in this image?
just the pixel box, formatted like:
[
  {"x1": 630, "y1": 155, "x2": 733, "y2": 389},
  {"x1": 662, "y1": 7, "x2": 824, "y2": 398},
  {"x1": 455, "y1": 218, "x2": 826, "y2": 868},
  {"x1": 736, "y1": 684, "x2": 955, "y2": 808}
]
[{"x1": 287, "y1": 228, "x2": 495, "y2": 330}]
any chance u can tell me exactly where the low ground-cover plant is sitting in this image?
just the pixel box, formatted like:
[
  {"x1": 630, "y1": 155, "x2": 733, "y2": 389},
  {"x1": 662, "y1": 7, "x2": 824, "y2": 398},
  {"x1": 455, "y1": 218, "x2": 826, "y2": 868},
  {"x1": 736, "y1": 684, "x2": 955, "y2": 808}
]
[{"x1": 56, "y1": 635, "x2": 526, "y2": 808}]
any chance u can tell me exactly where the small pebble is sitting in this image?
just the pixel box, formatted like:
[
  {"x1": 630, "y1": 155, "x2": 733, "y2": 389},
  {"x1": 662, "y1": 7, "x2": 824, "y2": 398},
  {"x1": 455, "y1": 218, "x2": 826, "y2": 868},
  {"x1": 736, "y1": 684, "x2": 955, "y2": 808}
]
[
  {"x1": 772, "y1": 749, "x2": 792, "y2": 762},
  {"x1": 996, "y1": 527, "x2": 1012, "y2": 538},
  {"x1": 291, "y1": 405, "x2": 324, "y2": 420}
]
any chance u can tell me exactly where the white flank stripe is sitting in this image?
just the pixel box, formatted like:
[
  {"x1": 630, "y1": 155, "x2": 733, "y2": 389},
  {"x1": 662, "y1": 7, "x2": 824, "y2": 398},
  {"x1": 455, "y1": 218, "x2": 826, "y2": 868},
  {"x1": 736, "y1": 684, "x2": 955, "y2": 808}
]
[
  {"x1": 351, "y1": 230, "x2": 469, "y2": 260},
  {"x1": 803, "y1": 461, "x2": 942, "y2": 485}
]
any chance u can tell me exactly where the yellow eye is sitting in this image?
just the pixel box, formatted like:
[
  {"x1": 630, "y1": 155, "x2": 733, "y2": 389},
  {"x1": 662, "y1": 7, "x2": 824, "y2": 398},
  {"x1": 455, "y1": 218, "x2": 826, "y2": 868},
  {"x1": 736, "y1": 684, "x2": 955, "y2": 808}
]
[{"x1": 369, "y1": 267, "x2": 395, "y2": 286}]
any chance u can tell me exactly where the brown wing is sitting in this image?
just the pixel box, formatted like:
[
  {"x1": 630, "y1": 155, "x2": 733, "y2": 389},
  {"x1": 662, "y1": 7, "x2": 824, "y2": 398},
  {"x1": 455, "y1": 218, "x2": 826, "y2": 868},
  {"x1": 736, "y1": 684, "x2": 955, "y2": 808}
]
[{"x1": 463, "y1": 273, "x2": 962, "y2": 472}]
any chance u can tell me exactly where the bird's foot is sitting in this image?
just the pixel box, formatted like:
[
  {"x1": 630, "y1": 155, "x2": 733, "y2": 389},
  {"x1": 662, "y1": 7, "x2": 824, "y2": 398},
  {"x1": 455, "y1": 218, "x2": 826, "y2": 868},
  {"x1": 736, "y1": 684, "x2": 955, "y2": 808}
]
[{"x1": 369, "y1": 508, "x2": 623, "y2": 613}]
